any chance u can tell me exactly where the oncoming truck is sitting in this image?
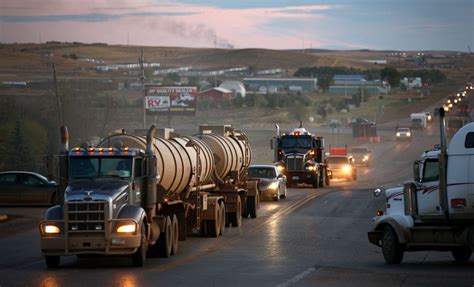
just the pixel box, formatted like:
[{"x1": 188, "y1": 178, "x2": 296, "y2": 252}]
[
  {"x1": 39, "y1": 125, "x2": 258, "y2": 267},
  {"x1": 368, "y1": 108, "x2": 474, "y2": 264},
  {"x1": 271, "y1": 123, "x2": 330, "y2": 188}
]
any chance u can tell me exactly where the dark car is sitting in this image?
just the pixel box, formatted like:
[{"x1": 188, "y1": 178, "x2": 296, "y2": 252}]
[
  {"x1": 349, "y1": 147, "x2": 371, "y2": 167},
  {"x1": 248, "y1": 165, "x2": 287, "y2": 201},
  {"x1": 0, "y1": 171, "x2": 58, "y2": 205}
]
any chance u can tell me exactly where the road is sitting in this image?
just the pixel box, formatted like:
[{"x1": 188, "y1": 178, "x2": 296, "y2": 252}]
[{"x1": 1, "y1": 120, "x2": 473, "y2": 287}]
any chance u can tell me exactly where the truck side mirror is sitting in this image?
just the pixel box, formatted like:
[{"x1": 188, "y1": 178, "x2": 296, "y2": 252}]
[
  {"x1": 373, "y1": 188, "x2": 382, "y2": 197},
  {"x1": 413, "y1": 161, "x2": 421, "y2": 182}
]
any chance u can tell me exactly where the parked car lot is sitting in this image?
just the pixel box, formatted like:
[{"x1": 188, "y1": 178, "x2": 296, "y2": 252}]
[
  {"x1": 0, "y1": 171, "x2": 58, "y2": 205},
  {"x1": 248, "y1": 165, "x2": 287, "y2": 201}
]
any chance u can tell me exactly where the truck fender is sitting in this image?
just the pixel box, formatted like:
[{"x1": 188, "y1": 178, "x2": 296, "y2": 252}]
[
  {"x1": 45, "y1": 205, "x2": 64, "y2": 221},
  {"x1": 117, "y1": 205, "x2": 148, "y2": 235},
  {"x1": 201, "y1": 196, "x2": 221, "y2": 221},
  {"x1": 372, "y1": 215, "x2": 413, "y2": 244}
]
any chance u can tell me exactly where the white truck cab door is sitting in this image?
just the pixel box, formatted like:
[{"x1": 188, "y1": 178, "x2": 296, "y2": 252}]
[{"x1": 416, "y1": 158, "x2": 442, "y2": 216}]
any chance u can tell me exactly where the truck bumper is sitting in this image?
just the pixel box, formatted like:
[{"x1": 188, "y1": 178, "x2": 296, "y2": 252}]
[
  {"x1": 367, "y1": 230, "x2": 383, "y2": 247},
  {"x1": 41, "y1": 234, "x2": 141, "y2": 256},
  {"x1": 287, "y1": 172, "x2": 316, "y2": 183},
  {"x1": 40, "y1": 220, "x2": 142, "y2": 256}
]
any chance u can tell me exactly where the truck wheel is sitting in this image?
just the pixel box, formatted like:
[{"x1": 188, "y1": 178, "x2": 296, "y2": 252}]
[
  {"x1": 45, "y1": 256, "x2": 60, "y2": 268},
  {"x1": 381, "y1": 226, "x2": 404, "y2": 264},
  {"x1": 248, "y1": 196, "x2": 257, "y2": 218},
  {"x1": 132, "y1": 224, "x2": 147, "y2": 267},
  {"x1": 219, "y1": 201, "x2": 226, "y2": 236},
  {"x1": 171, "y1": 215, "x2": 179, "y2": 255},
  {"x1": 157, "y1": 216, "x2": 172, "y2": 258},
  {"x1": 208, "y1": 204, "x2": 221, "y2": 238},
  {"x1": 352, "y1": 171, "x2": 357, "y2": 181},
  {"x1": 452, "y1": 246, "x2": 472, "y2": 262},
  {"x1": 319, "y1": 172, "x2": 326, "y2": 188},
  {"x1": 178, "y1": 212, "x2": 186, "y2": 241},
  {"x1": 326, "y1": 175, "x2": 330, "y2": 187},
  {"x1": 229, "y1": 196, "x2": 242, "y2": 227},
  {"x1": 312, "y1": 174, "x2": 319, "y2": 188}
]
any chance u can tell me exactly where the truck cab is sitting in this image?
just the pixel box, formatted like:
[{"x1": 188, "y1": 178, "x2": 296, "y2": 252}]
[
  {"x1": 40, "y1": 146, "x2": 151, "y2": 268},
  {"x1": 272, "y1": 125, "x2": 329, "y2": 188}
]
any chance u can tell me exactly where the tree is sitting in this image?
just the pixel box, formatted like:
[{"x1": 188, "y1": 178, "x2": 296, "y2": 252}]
[
  {"x1": 317, "y1": 76, "x2": 332, "y2": 91},
  {"x1": 381, "y1": 67, "x2": 401, "y2": 88},
  {"x1": 163, "y1": 73, "x2": 181, "y2": 85}
]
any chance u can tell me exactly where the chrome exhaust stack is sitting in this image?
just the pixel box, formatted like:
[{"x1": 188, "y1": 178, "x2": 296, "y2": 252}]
[
  {"x1": 438, "y1": 107, "x2": 449, "y2": 222},
  {"x1": 145, "y1": 125, "x2": 158, "y2": 210},
  {"x1": 58, "y1": 126, "x2": 69, "y2": 205}
]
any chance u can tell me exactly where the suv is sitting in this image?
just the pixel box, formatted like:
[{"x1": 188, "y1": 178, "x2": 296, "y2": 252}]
[
  {"x1": 396, "y1": 127, "x2": 412, "y2": 141},
  {"x1": 349, "y1": 147, "x2": 371, "y2": 167},
  {"x1": 326, "y1": 155, "x2": 357, "y2": 181}
]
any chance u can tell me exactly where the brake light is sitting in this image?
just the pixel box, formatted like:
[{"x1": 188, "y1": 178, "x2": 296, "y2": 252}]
[
  {"x1": 376, "y1": 210, "x2": 384, "y2": 216},
  {"x1": 451, "y1": 198, "x2": 466, "y2": 209}
]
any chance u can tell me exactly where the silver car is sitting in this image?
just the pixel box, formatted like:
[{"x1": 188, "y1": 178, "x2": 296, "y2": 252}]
[{"x1": 248, "y1": 165, "x2": 287, "y2": 201}]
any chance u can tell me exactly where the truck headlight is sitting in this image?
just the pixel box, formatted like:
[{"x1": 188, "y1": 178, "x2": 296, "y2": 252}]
[
  {"x1": 407, "y1": 132, "x2": 411, "y2": 137},
  {"x1": 276, "y1": 165, "x2": 285, "y2": 172},
  {"x1": 44, "y1": 224, "x2": 61, "y2": 234},
  {"x1": 305, "y1": 165, "x2": 316, "y2": 171},
  {"x1": 396, "y1": 132, "x2": 400, "y2": 137},
  {"x1": 342, "y1": 165, "x2": 351, "y2": 174},
  {"x1": 363, "y1": 155, "x2": 369, "y2": 161},
  {"x1": 116, "y1": 222, "x2": 137, "y2": 233},
  {"x1": 267, "y1": 182, "x2": 279, "y2": 190}
]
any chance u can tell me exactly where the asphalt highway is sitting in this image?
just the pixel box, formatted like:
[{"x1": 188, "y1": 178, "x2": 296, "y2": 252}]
[{"x1": 1, "y1": 120, "x2": 473, "y2": 287}]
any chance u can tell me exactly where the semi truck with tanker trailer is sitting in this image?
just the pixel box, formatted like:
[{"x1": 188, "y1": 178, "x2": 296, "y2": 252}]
[
  {"x1": 39, "y1": 124, "x2": 258, "y2": 267},
  {"x1": 368, "y1": 108, "x2": 474, "y2": 264},
  {"x1": 271, "y1": 123, "x2": 330, "y2": 188}
]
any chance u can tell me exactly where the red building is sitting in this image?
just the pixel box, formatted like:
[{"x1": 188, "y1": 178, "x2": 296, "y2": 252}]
[{"x1": 198, "y1": 87, "x2": 233, "y2": 100}]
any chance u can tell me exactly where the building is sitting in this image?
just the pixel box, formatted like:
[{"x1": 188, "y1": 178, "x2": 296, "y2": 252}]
[
  {"x1": 198, "y1": 87, "x2": 233, "y2": 100},
  {"x1": 219, "y1": 81, "x2": 246, "y2": 98},
  {"x1": 400, "y1": 77, "x2": 422, "y2": 89},
  {"x1": 243, "y1": 78, "x2": 318, "y2": 93},
  {"x1": 329, "y1": 74, "x2": 389, "y2": 96}
]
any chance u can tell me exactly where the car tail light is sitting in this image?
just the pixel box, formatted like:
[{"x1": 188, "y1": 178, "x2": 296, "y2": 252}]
[{"x1": 376, "y1": 210, "x2": 384, "y2": 216}]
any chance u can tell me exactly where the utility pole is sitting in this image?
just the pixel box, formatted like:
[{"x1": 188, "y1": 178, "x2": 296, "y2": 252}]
[
  {"x1": 139, "y1": 49, "x2": 146, "y2": 128},
  {"x1": 52, "y1": 64, "x2": 63, "y2": 128}
]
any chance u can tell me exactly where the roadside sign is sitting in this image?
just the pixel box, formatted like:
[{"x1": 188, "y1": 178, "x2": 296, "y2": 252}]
[{"x1": 144, "y1": 85, "x2": 197, "y2": 115}]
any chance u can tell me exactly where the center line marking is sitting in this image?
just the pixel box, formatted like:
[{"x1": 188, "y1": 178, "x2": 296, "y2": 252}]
[{"x1": 277, "y1": 266, "x2": 318, "y2": 287}]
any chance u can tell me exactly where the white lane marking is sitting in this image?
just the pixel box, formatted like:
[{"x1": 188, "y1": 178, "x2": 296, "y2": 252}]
[{"x1": 277, "y1": 267, "x2": 317, "y2": 287}]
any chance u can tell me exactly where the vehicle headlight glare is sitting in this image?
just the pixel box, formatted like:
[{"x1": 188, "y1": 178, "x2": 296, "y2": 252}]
[
  {"x1": 116, "y1": 223, "x2": 137, "y2": 233},
  {"x1": 268, "y1": 182, "x2": 279, "y2": 190},
  {"x1": 342, "y1": 165, "x2": 351, "y2": 174},
  {"x1": 44, "y1": 225, "x2": 61, "y2": 234}
]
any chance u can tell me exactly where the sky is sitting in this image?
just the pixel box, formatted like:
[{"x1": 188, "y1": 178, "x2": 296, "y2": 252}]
[{"x1": 0, "y1": 0, "x2": 472, "y2": 51}]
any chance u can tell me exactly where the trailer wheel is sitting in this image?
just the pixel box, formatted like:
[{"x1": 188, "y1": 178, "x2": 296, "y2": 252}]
[
  {"x1": 381, "y1": 225, "x2": 404, "y2": 264},
  {"x1": 241, "y1": 194, "x2": 249, "y2": 218},
  {"x1": 177, "y1": 212, "x2": 186, "y2": 241},
  {"x1": 132, "y1": 224, "x2": 147, "y2": 267},
  {"x1": 219, "y1": 201, "x2": 226, "y2": 236},
  {"x1": 248, "y1": 196, "x2": 257, "y2": 218},
  {"x1": 451, "y1": 246, "x2": 472, "y2": 262},
  {"x1": 208, "y1": 204, "x2": 221, "y2": 238},
  {"x1": 45, "y1": 256, "x2": 60, "y2": 268},
  {"x1": 157, "y1": 216, "x2": 172, "y2": 258},
  {"x1": 229, "y1": 196, "x2": 242, "y2": 227},
  {"x1": 171, "y1": 215, "x2": 179, "y2": 255}
]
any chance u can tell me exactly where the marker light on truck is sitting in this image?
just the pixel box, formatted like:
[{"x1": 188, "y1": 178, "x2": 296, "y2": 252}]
[
  {"x1": 44, "y1": 225, "x2": 61, "y2": 234},
  {"x1": 116, "y1": 223, "x2": 137, "y2": 233}
]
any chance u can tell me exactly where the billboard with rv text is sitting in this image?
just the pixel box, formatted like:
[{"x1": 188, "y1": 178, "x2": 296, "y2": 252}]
[{"x1": 144, "y1": 85, "x2": 197, "y2": 115}]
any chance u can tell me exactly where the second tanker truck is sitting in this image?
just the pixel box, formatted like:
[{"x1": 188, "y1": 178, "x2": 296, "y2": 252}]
[{"x1": 39, "y1": 125, "x2": 258, "y2": 267}]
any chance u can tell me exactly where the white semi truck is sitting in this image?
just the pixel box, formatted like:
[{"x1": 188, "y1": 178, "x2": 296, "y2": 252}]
[
  {"x1": 410, "y1": 113, "x2": 428, "y2": 129},
  {"x1": 368, "y1": 108, "x2": 474, "y2": 264}
]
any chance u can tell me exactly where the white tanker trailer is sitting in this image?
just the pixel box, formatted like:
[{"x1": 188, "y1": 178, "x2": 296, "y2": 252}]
[{"x1": 39, "y1": 125, "x2": 258, "y2": 268}]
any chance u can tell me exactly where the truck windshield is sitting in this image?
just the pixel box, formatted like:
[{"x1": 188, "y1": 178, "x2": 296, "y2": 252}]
[
  {"x1": 248, "y1": 167, "x2": 276, "y2": 179},
  {"x1": 70, "y1": 157, "x2": 133, "y2": 179},
  {"x1": 280, "y1": 136, "x2": 312, "y2": 150},
  {"x1": 327, "y1": 157, "x2": 348, "y2": 164},
  {"x1": 423, "y1": 159, "x2": 439, "y2": 182}
]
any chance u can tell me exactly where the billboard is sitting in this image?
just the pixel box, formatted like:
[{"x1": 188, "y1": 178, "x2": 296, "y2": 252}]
[{"x1": 144, "y1": 86, "x2": 197, "y2": 114}]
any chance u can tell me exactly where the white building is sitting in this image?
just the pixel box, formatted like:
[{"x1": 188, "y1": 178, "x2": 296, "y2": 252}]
[{"x1": 219, "y1": 81, "x2": 246, "y2": 98}]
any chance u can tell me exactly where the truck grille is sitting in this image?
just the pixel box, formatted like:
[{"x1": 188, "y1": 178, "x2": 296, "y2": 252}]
[
  {"x1": 286, "y1": 155, "x2": 304, "y2": 171},
  {"x1": 67, "y1": 201, "x2": 107, "y2": 233}
]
